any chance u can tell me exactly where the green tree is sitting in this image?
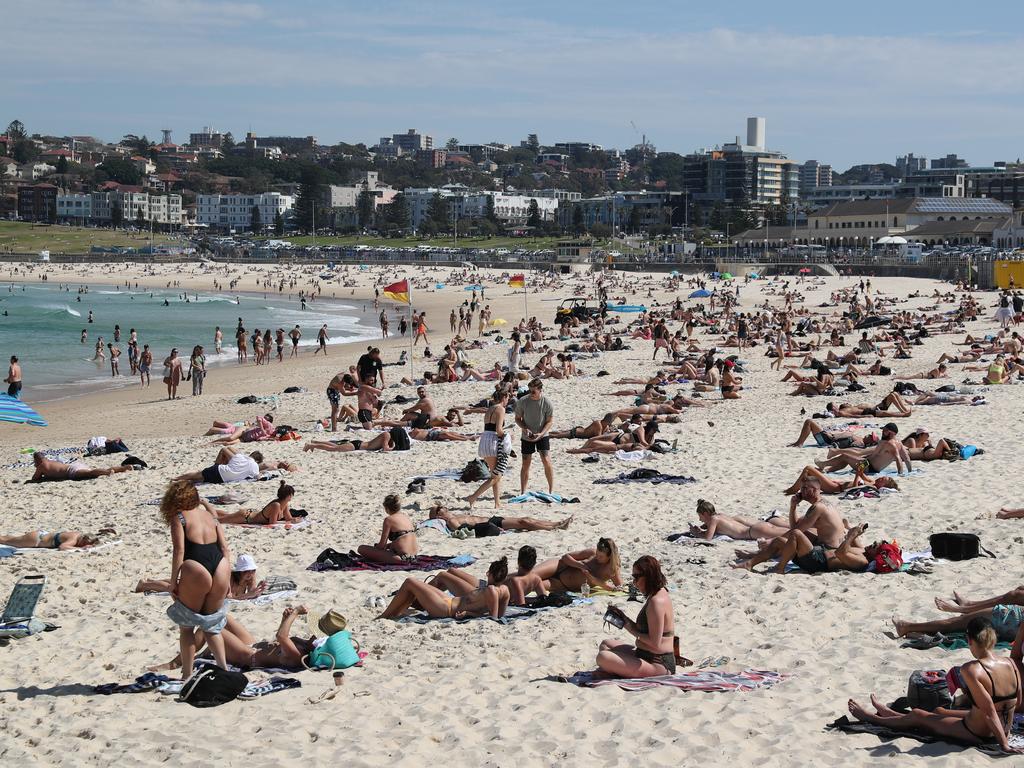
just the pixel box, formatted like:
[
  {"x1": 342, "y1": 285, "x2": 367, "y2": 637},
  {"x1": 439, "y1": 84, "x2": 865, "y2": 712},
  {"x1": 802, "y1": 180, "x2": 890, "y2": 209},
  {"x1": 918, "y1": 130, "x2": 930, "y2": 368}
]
[
  {"x1": 383, "y1": 192, "x2": 409, "y2": 231},
  {"x1": 55, "y1": 156, "x2": 69, "y2": 174},
  {"x1": 250, "y1": 204, "x2": 262, "y2": 233},
  {"x1": 111, "y1": 202, "x2": 123, "y2": 229},
  {"x1": 274, "y1": 211, "x2": 284, "y2": 236},
  {"x1": 445, "y1": 137, "x2": 460, "y2": 151},
  {"x1": 356, "y1": 189, "x2": 375, "y2": 229},
  {"x1": 709, "y1": 204, "x2": 726, "y2": 233},
  {"x1": 572, "y1": 204, "x2": 584, "y2": 235},
  {"x1": 294, "y1": 165, "x2": 324, "y2": 231},
  {"x1": 526, "y1": 199, "x2": 542, "y2": 229},
  {"x1": 5, "y1": 120, "x2": 26, "y2": 141},
  {"x1": 485, "y1": 194, "x2": 497, "y2": 224},
  {"x1": 135, "y1": 205, "x2": 146, "y2": 228},
  {"x1": 222, "y1": 132, "x2": 235, "y2": 152},
  {"x1": 628, "y1": 205, "x2": 642, "y2": 233},
  {"x1": 688, "y1": 201, "x2": 703, "y2": 229},
  {"x1": 98, "y1": 157, "x2": 142, "y2": 185},
  {"x1": 525, "y1": 133, "x2": 539, "y2": 154},
  {"x1": 427, "y1": 193, "x2": 449, "y2": 233}
]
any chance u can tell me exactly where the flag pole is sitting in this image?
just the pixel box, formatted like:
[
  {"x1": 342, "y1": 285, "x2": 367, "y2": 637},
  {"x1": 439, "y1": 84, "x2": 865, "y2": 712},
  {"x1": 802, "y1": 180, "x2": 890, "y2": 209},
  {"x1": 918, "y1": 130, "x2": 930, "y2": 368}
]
[
  {"x1": 407, "y1": 277, "x2": 414, "y2": 380},
  {"x1": 523, "y1": 270, "x2": 528, "y2": 322}
]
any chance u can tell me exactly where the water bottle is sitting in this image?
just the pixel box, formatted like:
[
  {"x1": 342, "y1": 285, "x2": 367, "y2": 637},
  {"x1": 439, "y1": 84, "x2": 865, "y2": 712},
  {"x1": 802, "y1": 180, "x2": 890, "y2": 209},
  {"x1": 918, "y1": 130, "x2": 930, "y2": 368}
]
[
  {"x1": 314, "y1": 421, "x2": 324, "y2": 433},
  {"x1": 580, "y1": 583, "x2": 590, "y2": 598}
]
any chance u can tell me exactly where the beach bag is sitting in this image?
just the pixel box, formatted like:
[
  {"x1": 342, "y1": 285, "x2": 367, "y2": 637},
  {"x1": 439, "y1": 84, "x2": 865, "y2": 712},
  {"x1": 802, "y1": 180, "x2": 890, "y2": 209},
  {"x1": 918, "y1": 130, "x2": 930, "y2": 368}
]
[
  {"x1": 929, "y1": 533, "x2": 993, "y2": 561},
  {"x1": 389, "y1": 426, "x2": 411, "y2": 451},
  {"x1": 179, "y1": 666, "x2": 248, "y2": 708},
  {"x1": 237, "y1": 395, "x2": 258, "y2": 404},
  {"x1": 472, "y1": 522, "x2": 503, "y2": 538},
  {"x1": 305, "y1": 630, "x2": 360, "y2": 670},
  {"x1": 459, "y1": 459, "x2": 490, "y2": 483},
  {"x1": 872, "y1": 542, "x2": 903, "y2": 574},
  {"x1": 314, "y1": 548, "x2": 358, "y2": 570},
  {"x1": 906, "y1": 669, "x2": 952, "y2": 711}
]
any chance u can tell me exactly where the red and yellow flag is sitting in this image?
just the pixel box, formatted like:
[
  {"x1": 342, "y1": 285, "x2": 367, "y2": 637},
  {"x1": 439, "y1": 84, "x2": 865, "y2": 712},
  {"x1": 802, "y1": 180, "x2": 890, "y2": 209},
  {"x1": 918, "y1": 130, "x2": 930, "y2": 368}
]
[
  {"x1": 509, "y1": 274, "x2": 525, "y2": 289},
  {"x1": 382, "y1": 279, "x2": 410, "y2": 304}
]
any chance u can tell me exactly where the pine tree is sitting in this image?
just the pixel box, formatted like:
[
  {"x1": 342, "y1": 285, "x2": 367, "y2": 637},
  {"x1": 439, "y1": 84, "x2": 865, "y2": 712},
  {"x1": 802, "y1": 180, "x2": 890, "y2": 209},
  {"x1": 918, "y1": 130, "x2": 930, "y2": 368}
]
[
  {"x1": 250, "y1": 204, "x2": 262, "y2": 233},
  {"x1": 485, "y1": 194, "x2": 497, "y2": 223},
  {"x1": 385, "y1": 193, "x2": 409, "y2": 231},
  {"x1": 427, "y1": 193, "x2": 449, "y2": 233},
  {"x1": 356, "y1": 189, "x2": 375, "y2": 229},
  {"x1": 274, "y1": 211, "x2": 284, "y2": 236},
  {"x1": 527, "y1": 199, "x2": 542, "y2": 229},
  {"x1": 294, "y1": 165, "x2": 323, "y2": 231},
  {"x1": 572, "y1": 204, "x2": 584, "y2": 235},
  {"x1": 111, "y1": 202, "x2": 123, "y2": 229}
]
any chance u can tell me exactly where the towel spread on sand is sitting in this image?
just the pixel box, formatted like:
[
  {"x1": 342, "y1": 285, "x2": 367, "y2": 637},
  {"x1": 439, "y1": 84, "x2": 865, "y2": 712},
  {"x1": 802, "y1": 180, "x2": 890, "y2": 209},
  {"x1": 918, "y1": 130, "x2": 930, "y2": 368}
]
[
  {"x1": 396, "y1": 597, "x2": 591, "y2": 625},
  {"x1": 416, "y1": 519, "x2": 452, "y2": 536},
  {"x1": 827, "y1": 715, "x2": 1024, "y2": 756},
  {"x1": 11, "y1": 540, "x2": 122, "y2": 555},
  {"x1": 594, "y1": 469, "x2": 697, "y2": 485},
  {"x1": 899, "y1": 632, "x2": 1013, "y2": 651},
  {"x1": 558, "y1": 668, "x2": 789, "y2": 692},
  {"x1": 830, "y1": 467, "x2": 924, "y2": 478},
  {"x1": 839, "y1": 486, "x2": 900, "y2": 500},
  {"x1": 614, "y1": 449, "x2": 652, "y2": 461},
  {"x1": 409, "y1": 468, "x2": 463, "y2": 482},
  {"x1": 508, "y1": 491, "x2": 580, "y2": 504},
  {"x1": 308, "y1": 551, "x2": 476, "y2": 573},
  {"x1": 224, "y1": 519, "x2": 314, "y2": 531},
  {"x1": 668, "y1": 533, "x2": 735, "y2": 544}
]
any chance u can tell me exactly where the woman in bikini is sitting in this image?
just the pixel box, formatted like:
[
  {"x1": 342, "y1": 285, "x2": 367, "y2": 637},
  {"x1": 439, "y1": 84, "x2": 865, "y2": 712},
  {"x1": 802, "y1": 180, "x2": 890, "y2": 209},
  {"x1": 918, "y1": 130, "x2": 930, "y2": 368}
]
[
  {"x1": 161, "y1": 479, "x2": 231, "y2": 678},
  {"x1": 598, "y1": 555, "x2": 682, "y2": 677},
  {"x1": 550, "y1": 413, "x2": 616, "y2": 440},
  {"x1": 376, "y1": 558, "x2": 511, "y2": 620},
  {"x1": 848, "y1": 617, "x2": 1022, "y2": 753},
  {"x1": 214, "y1": 481, "x2": 296, "y2": 525},
  {"x1": 565, "y1": 419, "x2": 657, "y2": 455},
  {"x1": 357, "y1": 493, "x2": 418, "y2": 564},
  {"x1": 535, "y1": 537, "x2": 622, "y2": 593},
  {"x1": 0, "y1": 529, "x2": 111, "y2": 550},
  {"x1": 686, "y1": 499, "x2": 790, "y2": 541}
]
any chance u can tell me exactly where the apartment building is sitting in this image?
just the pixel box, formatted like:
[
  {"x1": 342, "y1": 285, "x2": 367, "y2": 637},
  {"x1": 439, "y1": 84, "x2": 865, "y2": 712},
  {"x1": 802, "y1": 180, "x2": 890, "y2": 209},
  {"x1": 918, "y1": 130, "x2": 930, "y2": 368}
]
[
  {"x1": 196, "y1": 192, "x2": 294, "y2": 230},
  {"x1": 56, "y1": 193, "x2": 92, "y2": 221}
]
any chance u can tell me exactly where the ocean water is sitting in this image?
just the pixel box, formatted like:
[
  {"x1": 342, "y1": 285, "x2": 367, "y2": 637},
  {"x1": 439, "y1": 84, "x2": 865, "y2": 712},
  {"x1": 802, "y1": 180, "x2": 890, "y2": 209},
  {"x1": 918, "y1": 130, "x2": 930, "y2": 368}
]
[{"x1": 0, "y1": 282, "x2": 380, "y2": 400}]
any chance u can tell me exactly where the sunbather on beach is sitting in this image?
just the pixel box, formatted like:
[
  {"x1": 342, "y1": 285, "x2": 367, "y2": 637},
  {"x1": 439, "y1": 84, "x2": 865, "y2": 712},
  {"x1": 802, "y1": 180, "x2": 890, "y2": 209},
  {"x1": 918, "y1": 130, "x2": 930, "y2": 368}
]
[
  {"x1": 598, "y1": 556, "x2": 682, "y2": 677},
  {"x1": 788, "y1": 418, "x2": 873, "y2": 448},
  {"x1": 893, "y1": 600, "x2": 1024, "y2": 644},
  {"x1": 913, "y1": 392, "x2": 984, "y2": 406},
  {"x1": 825, "y1": 390, "x2": 913, "y2": 418},
  {"x1": 735, "y1": 523, "x2": 875, "y2": 574},
  {"x1": 407, "y1": 426, "x2": 475, "y2": 442},
  {"x1": 215, "y1": 481, "x2": 296, "y2": 525},
  {"x1": 302, "y1": 432, "x2": 394, "y2": 453},
  {"x1": 207, "y1": 413, "x2": 275, "y2": 445},
  {"x1": 505, "y1": 546, "x2": 548, "y2": 605},
  {"x1": 903, "y1": 363, "x2": 948, "y2": 379},
  {"x1": 687, "y1": 499, "x2": 790, "y2": 541},
  {"x1": 550, "y1": 413, "x2": 617, "y2": 440},
  {"x1": 357, "y1": 493, "x2": 418, "y2": 564},
  {"x1": 534, "y1": 537, "x2": 622, "y2": 593},
  {"x1": 429, "y1": 504, "x2": 572, "y2": 532},
  {"x1": 427, "y1": 556, "x2": 511, "y2": 597},
  {"x1": 566, "y1": 420, "x2": 659, "y2": 454},
  {"x1": 136, "y1": 553, "x2": 267, "y2": 599},
  {"x1": 27, "y1": 452, "x2": 136, "y2": 482},
  {"x1": 782, "y1": 464, "x2": 899, "y2": 495},
  {"x1": 0, "y1": 528, "x2": 113, "y2": 550},
  {"x1": 376, "y1": 559, "x2": 511, "y2": 620},
  {"x1": 849, "y1": 617, "x2": 1022, "y2": 754},
  {"x1": 175, "y1": 447, "x2": 296, "y2": 484},
  {"x1": 813, "y1": 422, "x2": 911, "y2": 474}
]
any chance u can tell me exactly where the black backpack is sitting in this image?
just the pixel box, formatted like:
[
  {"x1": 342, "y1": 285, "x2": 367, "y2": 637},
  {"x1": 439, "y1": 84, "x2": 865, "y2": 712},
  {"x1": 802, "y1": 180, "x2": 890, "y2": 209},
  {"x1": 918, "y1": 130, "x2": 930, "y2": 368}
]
[
  {"x1": 315, "y1": 548, "x2": 358, "y2": 570},
  {"x1": 459, "y1": 458, "x2": 490, "y2": 483},
  {"x1": 389, "y1": 426, "x2": 411, "y2": 451},
  {"x1": 929, "y1": 532, "x2": 994, "y2": 561},
  {"x1": 179, "y1": 666, "x2": 248, "y2": 708}
]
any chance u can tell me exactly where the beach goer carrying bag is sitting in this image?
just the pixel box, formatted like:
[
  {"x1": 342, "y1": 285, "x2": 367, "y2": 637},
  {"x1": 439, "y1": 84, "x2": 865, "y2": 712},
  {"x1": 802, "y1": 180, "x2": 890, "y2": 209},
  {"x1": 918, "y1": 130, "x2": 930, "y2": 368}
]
[
  {"x1": 906, "y1": 669, "x2": 952, "y2": 711},
  {"x1": 929, "y1": 532, "x2": 994, "y2": 561},
  {"x1": 179, "y1": 666, "x2": 248, "y2": 708}
]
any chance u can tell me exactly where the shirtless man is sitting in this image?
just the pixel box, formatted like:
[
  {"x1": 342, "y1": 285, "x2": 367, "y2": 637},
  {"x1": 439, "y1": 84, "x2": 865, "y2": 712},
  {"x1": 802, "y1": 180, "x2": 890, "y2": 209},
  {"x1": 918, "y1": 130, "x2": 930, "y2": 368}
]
[
  {"x1": 5, "y1": 355, "x2": 22, "y2": 398},
  {"x1": 139, "y1": 344, "x2": 153, "y2": 386},
  {"x1": 814, "y1": 422, "x2": 912, "y2": 475},
  {"x1": 326, "y1": 371, "x2": 358, "y2": 432},
  {"x1": 506, "y1": 545, "x2": 548, "y2": 605},
  {"x1": 732, "y1": 480, "x2": 849, "y2": 571},
  {"x1": 289, "y1": 325, "x2": 301, "y2": 358},
  {"x1": 788, "y1": 418, "x2": 871, "y2": 448},
  {"x1": 302, "y1": 432, "x2": 394, "y2": 453},
  {"x1": 825, "y1": 390, "x2": 912, "y2": 419},
  {"x1": 27, "y1": 452, "x2": 136, "y2": 482},
  {"x1": 401, "y1": 386, "x2": 437, "y2": 429},
  {"x1": 429, "y1": 504, "x2": 572, "y2": 533}
]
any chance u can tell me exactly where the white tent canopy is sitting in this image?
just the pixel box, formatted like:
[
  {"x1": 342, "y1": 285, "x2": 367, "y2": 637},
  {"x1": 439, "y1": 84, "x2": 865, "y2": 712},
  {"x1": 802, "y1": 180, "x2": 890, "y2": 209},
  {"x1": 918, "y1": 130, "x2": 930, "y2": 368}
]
[{"x1": 876, "y1": 236, "x2": 908, "y2": 245}]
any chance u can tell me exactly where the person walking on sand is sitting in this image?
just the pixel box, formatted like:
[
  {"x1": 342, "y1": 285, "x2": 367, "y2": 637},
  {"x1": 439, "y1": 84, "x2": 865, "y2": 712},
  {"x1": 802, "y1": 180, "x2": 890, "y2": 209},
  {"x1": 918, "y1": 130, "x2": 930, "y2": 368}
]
[
  {"x1": 315, "y1": 324, "x2": 329, "y2": 356},
  {"x1": 190, "y1": 345, "x2": 207, "y2": 396},
  {"x1": 414, "y1": 312, "x2": 429, "y2": 346},
  {"x1": 139, "y1": 344, "x2": 152, "y2": 386},
  {"x1": 108, "y1": 343, "x2": 120, "y2": 376},
  {"x1": 163, "y1": 348, "x2": 183, "y2": 400},
  {"x1": 5, "y1": 355, "x2": 22, "y2": 399},
  {"x1": 214, "y1": 326, "x2": 223, "y2": 355},
  {"x1": 380, "y1": 310, "x2": 389, "y2": 339},
  {"x1": 515, "y1": 378, "x2": 555, "y2": 495},
  {"x1": 289, "y1": 325, "x2": 301, "y2": 358}
]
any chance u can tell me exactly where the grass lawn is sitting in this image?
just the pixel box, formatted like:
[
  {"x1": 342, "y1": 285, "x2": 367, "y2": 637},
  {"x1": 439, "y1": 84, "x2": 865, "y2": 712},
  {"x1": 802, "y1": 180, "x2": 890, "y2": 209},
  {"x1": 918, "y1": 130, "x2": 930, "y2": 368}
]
[{"x1": 0, "y1": 221, "x2": 176, "y2": 253}]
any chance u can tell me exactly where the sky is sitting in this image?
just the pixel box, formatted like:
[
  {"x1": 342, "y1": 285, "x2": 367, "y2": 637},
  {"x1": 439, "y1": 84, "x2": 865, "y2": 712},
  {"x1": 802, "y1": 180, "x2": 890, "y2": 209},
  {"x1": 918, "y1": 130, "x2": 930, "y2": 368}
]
[{"x1": 3, "y1": 0, "x2": 1024, "y2": 170}]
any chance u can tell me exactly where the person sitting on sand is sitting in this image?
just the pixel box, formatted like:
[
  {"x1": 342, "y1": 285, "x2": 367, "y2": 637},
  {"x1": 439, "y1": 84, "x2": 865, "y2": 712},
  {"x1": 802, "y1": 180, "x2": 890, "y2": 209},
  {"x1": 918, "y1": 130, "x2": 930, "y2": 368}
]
[
  {"x1": 302, "y1": 431, "x2": 395, "y2": 453},
  {"x1": 215, "y1": 481, "x2": 296, "y2": 525},
  {"x1": 848, "y1": 617, "x2": 1022, "y2": 754},
  {"x1": 534, "y1": 537, "x2": 622, "y2": 593},
  {"x1": 598, "y1": 556, "x2": 684, "y2": 677},
  {"x1": 175, "y1": 447, "x2": 296, "y2": 484},
  {"x1": 505, "y1": 546, "x2": 548, "y2": 605},
  {"x1": 376, "y1": 559, "x2": 511, "y2": 620},
  {"x1": 813, "y1": 422, "x2": 911, "y2": 475},
  {"x1": 208, "y1": 413, "x2": 276, "y2": 445},
  {"x1": 428, "y1": 504, "x2": 572, "y2": 533},
  {"x1": 427, "y1": 556, "x2": 510, "y2": 598},
  {"x1": 782, "y1": 464, "x2": 899, "y2": 496},
  {"x1": 135, "y1": 553, "x2": 267, "y2": 600},
  {"x1": 0, "y1": 528, "x2": 114, "y2": 550},
  {"x1": 27, "y1": 452, "x2": 137, "y2": 482},
  {"x1": 356, "y1": 493, "x2": 418, "y2": 564},
  {"x1": 734, "y1": 522, "x2": 877, "y2": 574},
  {"x1": 687, "y1": 499, "x2": 791, "y2": 541}
]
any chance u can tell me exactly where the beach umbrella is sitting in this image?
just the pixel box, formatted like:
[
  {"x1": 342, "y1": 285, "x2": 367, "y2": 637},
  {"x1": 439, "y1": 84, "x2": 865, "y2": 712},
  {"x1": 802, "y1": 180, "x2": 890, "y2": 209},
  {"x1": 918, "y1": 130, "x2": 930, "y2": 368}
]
[
  {"x1": 749, "y1": 272, "x2": 760, "y2": 278},
  {"x1": 464, "y1": 284, "x2": 482, "y2": 291},
  {"x1": 0, "y1": 395, "x2": 47, "y2": 427},
  {"x1": 689, "y1": 289, "x2": 712, "y2": 298},
  {"x1": 721, "y1": 272, "x2": 733, "y2": 280}
]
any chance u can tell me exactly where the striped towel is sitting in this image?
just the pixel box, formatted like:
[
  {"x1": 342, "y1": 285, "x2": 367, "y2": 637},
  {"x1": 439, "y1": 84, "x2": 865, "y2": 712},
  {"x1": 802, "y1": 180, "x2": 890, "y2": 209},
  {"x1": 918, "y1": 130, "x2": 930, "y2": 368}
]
[{"x1": 558, "y1": 668, "x2": 789, "y2": 692}]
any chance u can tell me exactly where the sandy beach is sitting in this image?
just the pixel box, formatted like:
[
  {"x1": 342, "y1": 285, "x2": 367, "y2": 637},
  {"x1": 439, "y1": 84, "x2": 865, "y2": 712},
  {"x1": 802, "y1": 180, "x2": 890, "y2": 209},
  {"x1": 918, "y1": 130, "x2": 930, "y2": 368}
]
[{"x1": 1, "y1": 262, "x2": 1020, "y2": 767}]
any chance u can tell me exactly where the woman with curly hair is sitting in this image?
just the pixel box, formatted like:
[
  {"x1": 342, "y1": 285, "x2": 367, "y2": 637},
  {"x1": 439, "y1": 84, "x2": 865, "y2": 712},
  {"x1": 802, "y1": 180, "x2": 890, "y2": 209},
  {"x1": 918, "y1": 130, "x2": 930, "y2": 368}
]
[{"x1": 161, "y1": 478, "x2": 232, "y2": 679}]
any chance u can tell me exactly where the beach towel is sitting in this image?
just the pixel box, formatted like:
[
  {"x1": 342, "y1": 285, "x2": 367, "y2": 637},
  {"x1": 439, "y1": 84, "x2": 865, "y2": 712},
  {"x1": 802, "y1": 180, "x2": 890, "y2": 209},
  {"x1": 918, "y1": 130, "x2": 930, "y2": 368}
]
[
  {"x1": 308, "y1": 550, "x2": 475, "y2": 573},
  {"x1": 594, "y1": 469, "x2": 697, "y2": 485},
  {"x1": 409, "y1": 467, "x2": 463, "y2": 482},
  {"x1": 0, "y1": 545, "x2": 15, "y2": 558},
  {"x1": 507, "y1": 491, "x2": 580, "y2": 504},
  {"x1": 416, "y1": 519, "x2": 452, "y2": 536},
  {"x1": 396, "y1": 597, "x2": 591, "y2": 625},
  {"x1": 899, "y1": 632, "x2": 1012, "y2": 652},
  {"x1": 840, "y1": 486, "x2": 900, "y2": 500},
  {"x1": 224, "y1": 519, "x2": 314, "y2": 531},
  {"x1": 557, "y1": 668, "x2": 789, "y2": 692},
  {"x1": 668, "y1": 533, "x2": 735, "y2": 544},
  {"x1": 238, "y1": 676, "x2": 302, "y2": 699},
  {"x1": 614, "y1": 449, "x2": 652, "y2": 462},
  {"x1": 827, "y1": 714, "x2": 1024, "y2": 756},
  {"x1": 780, "y1": 550, "x2": 935, "y2": 575},
  {"x1": 11, "y1": 540, "x2": 122, "y2": 555},
  {"x1": 830, "y1": 467, "x2": 924, "y2": 478}
]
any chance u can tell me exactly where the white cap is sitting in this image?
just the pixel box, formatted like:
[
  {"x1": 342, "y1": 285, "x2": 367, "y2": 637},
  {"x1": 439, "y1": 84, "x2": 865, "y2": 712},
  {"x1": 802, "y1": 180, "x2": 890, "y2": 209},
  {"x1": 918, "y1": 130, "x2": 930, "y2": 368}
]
[{"x1": 232, "y1": 553, "x2": 257, "y2": 572}]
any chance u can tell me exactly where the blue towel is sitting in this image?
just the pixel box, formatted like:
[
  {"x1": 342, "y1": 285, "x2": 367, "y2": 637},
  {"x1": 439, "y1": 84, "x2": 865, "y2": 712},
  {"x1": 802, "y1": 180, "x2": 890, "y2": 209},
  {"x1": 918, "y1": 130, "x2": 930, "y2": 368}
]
[
  {"x1": 0, "y1": 545, "x2": 16, "y2": 558},
  {"x1": 508, "y1": 491, "x2": 580, "y2": 504}
]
